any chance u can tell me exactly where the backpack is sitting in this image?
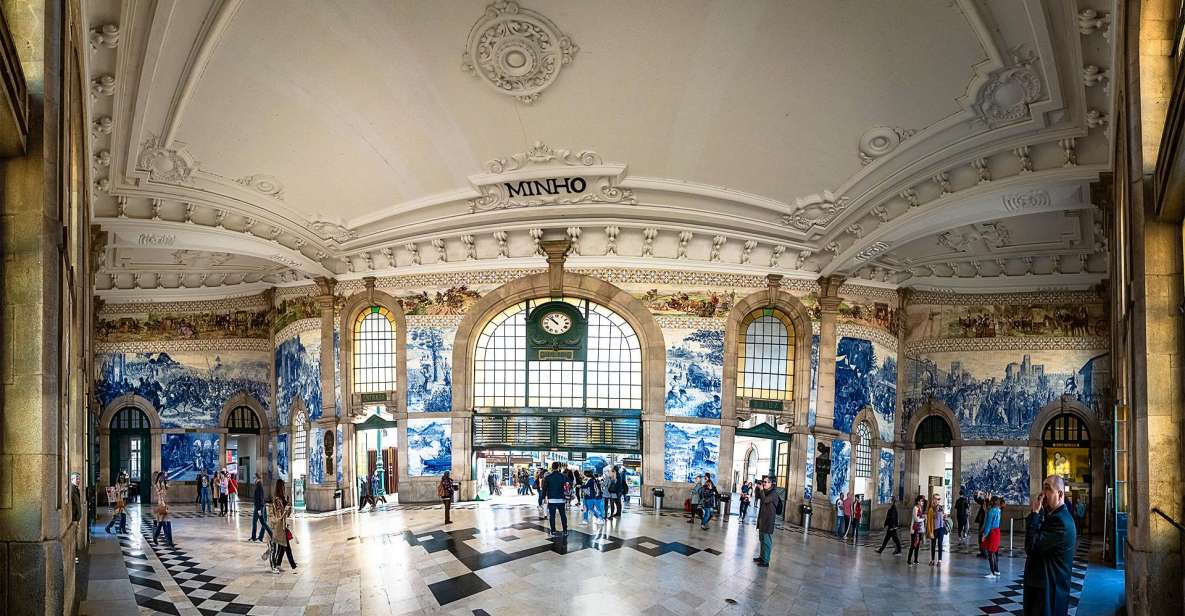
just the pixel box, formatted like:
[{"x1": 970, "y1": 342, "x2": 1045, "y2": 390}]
[
  {"x1": 582, "y1": 478, "x2": 602, "y2": 500},
  {"x1": 437, "y1": 481, "x2": 449, "y2": 499}
]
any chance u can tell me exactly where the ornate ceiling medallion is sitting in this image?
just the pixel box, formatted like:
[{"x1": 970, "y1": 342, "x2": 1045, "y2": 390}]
[
  {"x1": 461, "y1": 1, "x2": 578, "y2": 104},
  {"x1": 972, "y1": 46, "x2": 1043, "y2": 127}
]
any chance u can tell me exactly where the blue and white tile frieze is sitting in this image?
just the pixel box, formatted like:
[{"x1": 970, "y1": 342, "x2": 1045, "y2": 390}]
[
  {"x1": 829, "y1": 439, "x2": 851, "y2": 502},
  {"x1": 663, "y1": 422, "x2": 720, "y2": 482},
  {"x1": 275, "y1": 329, "x2": 322, "y2": 426},
  {"x1": 877, "y1": 449, "x2": 894, "y2": 504},
  {"x1": 959, "y1": 446, "x2": 1030, "y2": 505},
  {"x1": 803, "y1": 434, "x2": 816, "y2": 501},
  {"x1": 407, "y1": 418, "x2": 452, "y2": 477},
  {"x1": 161, "y1": 433, "x2": 221, "y2": 481},
  {"x1": 96, "y1": 352, "x2": 269, "y2": 429},
  {"x1": 664, "y1": 328, "x2": 724, "y2": 418},
  {"x1": 276, "y1": 433, "x2": 289, "y2": 482},
  {"x1": 309, "y1": 427, "x2": 325, "y2": 484},
  {"x1": 406, "y1": 327, "x2": 455, "y2": 412},
  {"x1": 833, "y1": 337, "x2": 897, "y2": 441}
]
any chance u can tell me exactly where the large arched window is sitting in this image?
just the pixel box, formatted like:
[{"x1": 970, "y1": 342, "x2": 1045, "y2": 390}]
[
  {"x1": 353, "y1": 306, "x2": 397, "y2": 393},
  {"x1": 854, "y1": 421, "x2": 873, "y2": 479},
  {"x1": 473, "y1": 299, "x2": 642, "y2": 410},
  {"x1": 737, "y1": 308, "x2": 795, "y2": 400}
]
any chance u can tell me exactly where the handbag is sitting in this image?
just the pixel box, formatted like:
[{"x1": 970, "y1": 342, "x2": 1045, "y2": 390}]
[{"x1": 285, "y1": 528, "x2": 293, "y2": 542}]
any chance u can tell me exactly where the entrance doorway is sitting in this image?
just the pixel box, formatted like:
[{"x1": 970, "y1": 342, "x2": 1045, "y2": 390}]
[
  {"x1": 354, "y1": 412, "x2": 398, "y2": 505},
  {"x1": 732, "y1": 417, "x2": 792, "y2": 516},
  {"x1": 474, "y1": 449, "x2": 643, "y2": 501},
  {"x1": 1042, "y1": 412, "x2": 1092, "y2": 531},
  {"x1": 226, "y1": 405, "x2": 263, "y2": 485},
  {"x1": 109, "y1": 407, "x2": 153, "y2": 504},
  {"x1": 915, "y1": 415, "x2": 954, "y2": 509}
]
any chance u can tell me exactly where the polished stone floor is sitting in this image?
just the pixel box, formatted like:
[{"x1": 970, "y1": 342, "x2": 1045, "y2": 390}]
[{"x1": 79, "y1": 496, "x2": 1111, "y2": 616}]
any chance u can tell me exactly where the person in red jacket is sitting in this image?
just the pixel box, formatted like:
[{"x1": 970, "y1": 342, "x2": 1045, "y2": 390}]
[{"x1": 227, "y1": 472, "x2": 239, "y2": 515}]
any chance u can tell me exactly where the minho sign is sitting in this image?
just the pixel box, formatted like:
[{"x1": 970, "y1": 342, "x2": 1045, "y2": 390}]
[{"x1": 504, "y1": 176, "x2": 588, "y2": 199}]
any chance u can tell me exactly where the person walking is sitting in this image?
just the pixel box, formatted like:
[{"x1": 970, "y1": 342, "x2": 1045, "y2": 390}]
[
  {"x1": 738, "y1": 479, "x2": 753, "y2": 522},
  {"x1": 982, "y1": 496, "x2": 1003, "y2": 578},
  {"x1": 104, "y1": 472, "x2": 129, "y2": 534},
  {"x1": 571, "y1": 469, "x2": 584, "y2": 509},
  {"x1": 250, "y1": 472, "x2": 272, "y2": 541},
  {"x1": 543, "y1": 462, "x2": 570, "y2": 538},
  {"x1": 613, "y1": 465, "x2": 627, "y2": 516},
  {"x1": 926, "y1": 494, "x2": 949, "y2": 566},
  {"x1": 151, "y1": 472, "x2": 174, "y2": 547},
  {"x1": 198, "y1": 470, "x2": 212, "y2": 514},
  {"x1": 438, "y1": 471, "x2": 456, "y2": 525},
  {"x1": 1023, "y1": 475, "x2": 1077, "y2": 616},
  {"x1": 581, "y1": 471, "x2": 604, "y2": 525},
  {"x1": 699, "y1": 476, "x2": 719, "y2": 529},
  {"x1": 535, "y1": 468, "x2": 547, "y2": 513},
  {"x1": 688, "y1": 474, "x2": 703, "y2": 524},
  {"x1": 875, "y1": 496, "x2": 902, "y2": 554},
  {"x1": 752, "y1": 477, "x2": 780, "y2": 568},
  {"x1": 907, "y1": 495, "x2": 926, "y2": 566},
  {"x1": 487, "y1": 469, "x2": 498, "y2": 496},
  {"x1": 268, "y1": 479, "x2": 296, "y2": 574},
  {"x1": 372, "y1": 470, "x2": 388, "y2": 504},
  {"x1": 605, "y1": 466, "x2": 619, "y2": 518},
  {"x1": 955, "y1": 491, "x2": 970, "y2": 544},
  {"x1": 834, "y1": 492, "x2": 847, "y2": 538}
]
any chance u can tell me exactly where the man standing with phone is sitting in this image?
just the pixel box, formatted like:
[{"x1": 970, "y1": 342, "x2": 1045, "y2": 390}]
[
  {"x1": 753, "y1": 477, "x2": 780, "y2": 568},
  {"x1": 1023, "y1": 475, "x2": 1077, "y2": 616}
]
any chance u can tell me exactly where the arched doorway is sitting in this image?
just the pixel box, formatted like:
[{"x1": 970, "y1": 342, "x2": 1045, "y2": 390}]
[
  {"x1": 109, "y1": 407, "x2": 152, "y2": 504},
  {"x1": 223, "y1": 404, "x2": 263, "y2": 485},
  {"x1": 1042, "y1": 412, "x2": 1092, "y2": 531},
  {"x1": 915, "y1": 414, "x2": 954, "y2": 509},
  {"x1": 354, "y1": 409, "x2": 398, "y2": 506}
]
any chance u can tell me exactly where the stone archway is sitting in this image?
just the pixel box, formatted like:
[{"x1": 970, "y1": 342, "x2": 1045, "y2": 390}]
[
  {"x1": 219, "y1": 391, "x2": 271, "y2": 485},
  {"x1": 722, "y1": 285, "x2": 814, "y2": 424},
  {"x1": 1030, "y1": 396, "x2": 1108, "y2": 534},
  {"x1": 904, "y1": 401, "x2": 961, "y2": 512},
  {"x1": 99, "y1": 395, "x2": 163, "y2": 504}
]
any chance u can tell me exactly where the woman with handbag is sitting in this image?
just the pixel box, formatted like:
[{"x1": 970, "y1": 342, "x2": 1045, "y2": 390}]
[
  {"x1": 151, "y1": 472, "x2": 174, "y2": 547},
  {"x1": 269, "y1": 479, "x2": 296, "y2": 574},
  {"x1": 926, "y1": 494, "x2": 949, "y2": 566},
  {"x1": 907, "y1": 495, "x2": 925, "y2": 566}
]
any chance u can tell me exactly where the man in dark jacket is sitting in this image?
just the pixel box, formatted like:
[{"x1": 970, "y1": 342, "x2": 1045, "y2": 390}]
[
  {"x1": 875, "y1": 496, "x2": 901, "y2": 554},
  {"x1": 752, "y1": 477, "x2": 780, "y2": 567},
  {"x1": 543, "y1": 461, "x2": 570, "y2": 538},
  {"x1": 1024, "y1": 475, "x2": 1077, "y2": 616},
  {"x1": 249, "y1": 472, "x2": 272, "y2": 542}
]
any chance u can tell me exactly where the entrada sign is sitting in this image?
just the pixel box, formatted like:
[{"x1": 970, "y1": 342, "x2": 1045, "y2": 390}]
[{"x1": 504, "y1": 177, "x2": 587, "y2": 198}]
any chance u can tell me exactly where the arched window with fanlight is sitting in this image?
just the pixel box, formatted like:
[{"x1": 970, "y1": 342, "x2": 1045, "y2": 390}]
[
  {"x1": 736, "y1": 308, "x2": 796, "y2": 401},
  {"x1": 854, "y1": 421, "x2": 873, "y2": 479},
  {"x1": 353, "y1": 306, "x2": 397, "y2": 394}
]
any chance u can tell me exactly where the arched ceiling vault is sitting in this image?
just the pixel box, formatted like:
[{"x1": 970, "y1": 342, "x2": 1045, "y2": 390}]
[{"x1": 84, "y1": 0, "x2": 1116, "y2": 300}]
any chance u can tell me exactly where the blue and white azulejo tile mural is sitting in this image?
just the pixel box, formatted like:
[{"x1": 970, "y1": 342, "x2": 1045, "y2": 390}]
[
  {"x1": 275, "y1": 329, "x2": 322, "y2": 426},
  {"x1": 161, "y1": 433, "x2": 221, "y2": 481},
  {"x1": 336, "y1": 426, "x2": 344, "y2": 484},
  {"x1": 309, "y1": 427, "x2": 325, "y2": 484},
  {"x1": 333, "y1": 329, "x2": 341, "y2": 417},
  {"x1": 275, "y1": 433, "x2": 289, "y2": 481},
  {"x1": 833, "y1": 337, "x2": 897, "y2": 440},
  {"x1": 829, "y1": 439, "x2": 851, "y2": 501},
  {"x1": 96, "y1": 351, "x2": 269, "y2": 429},
  {"x1": 803, "y1": 434, "x2": 816, "y2": 501},
  {"x1": 663, "y1": 422, "x2": 720, "y2": 482},
  {"x1": 407, "y1": 418, "x2": 452, "y2": 477},
  {"x1": 406, "y1": 327, "x2": 454, "y2": 412},
  {"x1": 877, "y1": 449, "x2": 894, "y2": 504},
  {"x1": 959, "y1": 446, "x2": 1030, "y2": 505},
  {"x1": 807, "y1": 335, "x2": 820, "y2": 427},
  {"x1": 664, "y1": 328, "x2": 724, "y2": 418}
]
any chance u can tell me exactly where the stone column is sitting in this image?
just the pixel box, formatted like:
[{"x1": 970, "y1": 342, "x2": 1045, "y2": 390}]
[
  {"x1": 306, "y1": 277, "x2": 339, "y2": 511},
  {"x1": 808, "y1": 276, "x2": 843, "y2": 529}
]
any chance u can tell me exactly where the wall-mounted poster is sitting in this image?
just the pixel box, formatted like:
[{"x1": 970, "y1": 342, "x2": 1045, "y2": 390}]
[
  {"x1": 161, "y1": 433, "x2": 221, "y2": 481},
  {"x1": 663, "y1": 422, "x2": 720, "y2": 482},
  {"x1": 407, "y1": 418, "x2": 452, "y2": 477}
]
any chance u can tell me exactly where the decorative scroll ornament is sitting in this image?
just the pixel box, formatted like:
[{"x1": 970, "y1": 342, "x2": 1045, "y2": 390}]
[
  {"x1": 858, "y1": 126, "x2": 916, "y2": 165},
  {"x1": 461, "y1": 1, "x2": 578, "y2": 104},
  {"x1": 468, "y1": 141, "x2": 635, "y2": 211},
  {"x1": 235, "y1": 174, "x2": 284, "y2": 200},
  {"x1": 855, "y1": 241, "x2": 890, "y2": 262},
  {"x1": 780, "y1": 192, "x2": 850, "y2": 234},
  {"x1": 307, "y1": 217, "x2": 357, "y2": 244},
  {"x1": 972, "y1": 46, "x2": 1043, "y2": 127},
  {"x1": 137, "y1": 136, "x2": 196, "y2": 184}
]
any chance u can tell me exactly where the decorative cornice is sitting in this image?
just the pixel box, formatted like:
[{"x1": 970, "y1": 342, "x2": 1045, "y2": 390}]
[
  {"x1": 95, "y1": 338, "x2": 271, "y2": 354},
  {"x1": 904, "y1": 336, "x2": 1108, "y2": 355},
  {"x1": 98, "y1": 293, "x2": 271, "y2": 316},
  {"x1": 905, "y1": 288, "x2": 1103, "y2": 306},
  {"x1": 274, "y1": 318, "x2": 321, "y2": 347}
]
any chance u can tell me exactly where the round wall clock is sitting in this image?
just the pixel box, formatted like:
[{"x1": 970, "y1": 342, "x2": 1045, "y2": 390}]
[{"x1": 540, "y1": 311, "x2": 573, "y2": 334}]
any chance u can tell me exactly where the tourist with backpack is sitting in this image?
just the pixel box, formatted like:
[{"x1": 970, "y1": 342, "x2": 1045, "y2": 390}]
[
  {"x1": 581, "y1": 471, "x2": 605, "y2": 525},
  {"x1": 543, "y1": 462, "x2": 570, "y2": 538},
  {"x1": 699, "y1": 475, "x2": 720, "y2": 529},
  {"x1": 438, "y1": 471, "x2": 456, "y2": 525}
]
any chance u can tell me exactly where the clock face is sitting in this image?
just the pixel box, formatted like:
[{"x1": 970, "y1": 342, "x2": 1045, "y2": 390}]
[{"x1": 540, "y1": 311, "x2": 573, "y2": 335}]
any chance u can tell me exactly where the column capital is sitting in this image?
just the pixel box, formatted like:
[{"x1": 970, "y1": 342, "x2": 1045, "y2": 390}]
[
  {"x1": 540, "y1": 239, "x2": 570, "y2": 295},
  {"x1": 314, "y1": 276, "x2": 337, "y2": 297},
  {"x1": 817, "y1": 275, "x2": 845, "y2": 298}
]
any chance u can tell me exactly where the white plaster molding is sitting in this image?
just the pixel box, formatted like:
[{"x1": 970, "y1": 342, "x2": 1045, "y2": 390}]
[
  {"x1": 160, "y1": 0, "x2": 244, "y2": 146},
  {"x1": 274, "y1": 318, "x2": 322, "y2": 347},
  {"x1": 461, "y1": 1, "x2": 577, "y2": 104},
  {"x1": 97, "y1": 281, "x2": 276, "y2": 304},
  {"x1": 467, "y1": 142, "x2": 634, "y2": 211}
]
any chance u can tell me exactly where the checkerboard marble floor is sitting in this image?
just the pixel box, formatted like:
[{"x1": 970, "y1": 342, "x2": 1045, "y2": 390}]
[{"x1": 80, "y1": 498, "x2": 1112, "y2": 616}]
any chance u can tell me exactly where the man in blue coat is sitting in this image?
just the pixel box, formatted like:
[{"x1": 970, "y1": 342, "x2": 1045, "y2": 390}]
[
  {"x1": 542, "y1": 462, "x2": 570, "y2": 538},
  {"x1": 1023, "y1": 475, "x2": 1077, "y2": 616}
]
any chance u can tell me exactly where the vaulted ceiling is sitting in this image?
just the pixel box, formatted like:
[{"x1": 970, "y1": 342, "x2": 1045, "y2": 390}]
[{"x1": 84, "y1": 0, "x2": 1116, "y2": 300}]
